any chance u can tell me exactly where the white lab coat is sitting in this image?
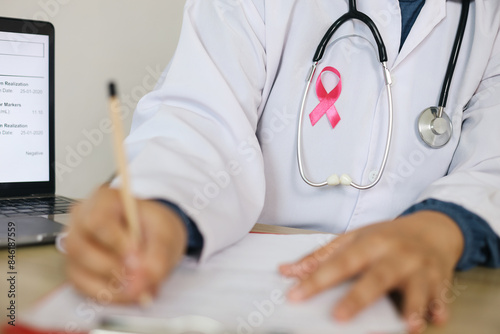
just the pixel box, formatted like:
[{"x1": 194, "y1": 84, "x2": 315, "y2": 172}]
[{"x1": 122, "y1": 0, "x2": 500, "y2": 261}]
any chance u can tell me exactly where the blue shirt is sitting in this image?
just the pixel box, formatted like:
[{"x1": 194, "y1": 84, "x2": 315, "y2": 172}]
[
  {"x1": 399, "y1": 0, "x2": 426, "y2": 48},
  {"x1": 159, "y1": 0, "x2": 500, "y2": 270}
]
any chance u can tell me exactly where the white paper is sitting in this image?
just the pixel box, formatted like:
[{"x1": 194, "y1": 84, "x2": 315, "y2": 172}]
[{"x1": 21, "y1": 233, "x2": 406, "y2": 334}]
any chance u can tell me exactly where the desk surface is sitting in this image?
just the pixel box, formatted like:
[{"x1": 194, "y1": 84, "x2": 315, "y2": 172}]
[{"x1": 1, "y1": 223, "x2": 499, "y2": 334}]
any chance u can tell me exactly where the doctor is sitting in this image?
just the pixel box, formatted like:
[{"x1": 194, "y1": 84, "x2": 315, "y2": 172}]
[{"x1": 65, "y1": 0, "x2": 500, "y2": 332}]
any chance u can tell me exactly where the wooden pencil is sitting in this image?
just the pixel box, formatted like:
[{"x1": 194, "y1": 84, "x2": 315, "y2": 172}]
[{"x1": 108, "y1": 82, "x2": 141, "y2": 246}]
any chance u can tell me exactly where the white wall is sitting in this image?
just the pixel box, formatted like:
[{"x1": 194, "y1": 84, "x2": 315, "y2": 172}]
[{"x1": 0, "y1": 0, "x2": 186, "y2": 198}]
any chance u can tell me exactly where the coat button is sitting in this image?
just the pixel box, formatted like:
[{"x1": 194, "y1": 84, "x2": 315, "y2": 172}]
[{"x1": 369, "y1": 170, "x2": 379, "y2": 182}]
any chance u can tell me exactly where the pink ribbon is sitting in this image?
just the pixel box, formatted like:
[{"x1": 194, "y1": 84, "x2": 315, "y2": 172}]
[{"x1": 309, "y1": 66, "x2": 342, "y2": 128}]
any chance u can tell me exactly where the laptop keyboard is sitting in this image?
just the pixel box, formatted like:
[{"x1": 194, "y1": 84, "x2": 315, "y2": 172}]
[{"x1": 0, "y1": 197, "x2": 75, "y2": 218}]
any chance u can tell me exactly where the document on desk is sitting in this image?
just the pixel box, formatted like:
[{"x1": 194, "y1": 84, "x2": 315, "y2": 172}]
[{"x1": 20, "y1": 233, "x2": 406, "y2": 334}]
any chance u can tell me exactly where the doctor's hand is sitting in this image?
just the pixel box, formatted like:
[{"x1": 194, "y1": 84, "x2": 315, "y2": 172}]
[
  {"x1": 279, "y1": 211, "x2": 464, "y2": 333},
  {"x1": 65, "y1": 187, "x2": 187, "y2": 304}
]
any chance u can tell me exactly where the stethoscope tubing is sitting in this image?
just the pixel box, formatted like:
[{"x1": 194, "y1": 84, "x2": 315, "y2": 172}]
[
  {"x1": 297, "y1": 61, "x2": 394, "y2": 189},
  {"x1": 437, "y1": 0, "x2": 471, "y2": 116},
  {"x1": 297, "y1": 0, "x2": 470, "y2": 189},
  {"x1": 297, "y1": 62, "x2": 324, "y2": 187},
  {"x1": 314, "y1": 1, "x2": 387, "y2": 63},
  {"x1": 297, "y1": 0, "x2": 392, "y2": 189}
]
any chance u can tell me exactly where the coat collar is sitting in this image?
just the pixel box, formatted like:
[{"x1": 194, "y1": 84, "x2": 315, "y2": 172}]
[{"x1": 392, "y1": 0, "x2": 448, "y2": 69}]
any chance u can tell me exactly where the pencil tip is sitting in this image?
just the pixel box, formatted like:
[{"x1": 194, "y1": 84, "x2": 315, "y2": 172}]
[{"x1": 109, "y1": 82, "x2": 117, "y2": 97}]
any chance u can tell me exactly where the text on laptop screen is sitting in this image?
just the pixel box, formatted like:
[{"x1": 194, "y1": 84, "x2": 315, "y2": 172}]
[{"x1": 0, "y1": 31, "x2": 50, "y2": 183}]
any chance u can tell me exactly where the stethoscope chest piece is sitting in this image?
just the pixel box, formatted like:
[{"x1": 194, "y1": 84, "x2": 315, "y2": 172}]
[{"x1": 418, "y1": 107, "x2": 453, "y2": 148}]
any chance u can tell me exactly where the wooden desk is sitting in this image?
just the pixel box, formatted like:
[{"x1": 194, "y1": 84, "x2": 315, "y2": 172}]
[{"x1": 2, "y1": 224, "x2": 500, "y2": 334}]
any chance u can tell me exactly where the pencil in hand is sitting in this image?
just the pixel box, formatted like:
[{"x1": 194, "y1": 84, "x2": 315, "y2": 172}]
[
  {"x1": 108, "y1": 82, "x2": 141, "y2": 246},
  {"x1": 108, "y1": 83, "x2": 152, "y2": 306}
]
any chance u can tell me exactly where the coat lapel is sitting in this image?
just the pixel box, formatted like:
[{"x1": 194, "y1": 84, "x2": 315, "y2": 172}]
[{"x1": 392, "y1": 0, "x2": 448, "y2": 69}]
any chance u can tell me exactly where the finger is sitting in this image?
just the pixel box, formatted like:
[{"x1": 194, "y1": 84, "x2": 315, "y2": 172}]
[
  {"x1": 287, "y1": 238, "x2": 375, "y2": 302},
  {"x1": 141, "y1": 222, "x2": 170, "y2": 293},
  {"x1": 402, "y1": 274, "x2": 429, "y2": 334},
  {"x1": 67, "y1": 261, "x2": 138, "y2": 304},
  {"x1": 141, "y1": 242, "x2": 169, "y2": 297},
  {"x1": 280, "y1": 233, "x2": 355, "y2": 279},
  {"x1": 427, "y1": 276, "x2": 449, "y2": 326},
  {"x1": 73, "y1": 190, "x2": 131, "y2": 256},
  {"x1": 333, "y1": 255, "x2": 417, "y2": 321},
  {"x1": 65, "y1": 225, "x2": 123, "y2": 280}
]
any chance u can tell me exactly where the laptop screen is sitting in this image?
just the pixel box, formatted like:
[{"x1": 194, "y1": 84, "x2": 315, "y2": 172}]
[{"x1": 0, "y1": 18, "x2": 55, "y2": 196}]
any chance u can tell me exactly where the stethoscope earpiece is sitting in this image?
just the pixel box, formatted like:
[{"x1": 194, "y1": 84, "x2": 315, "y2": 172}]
[{"x1": 326, "y1": 174, "x2": 353, "y2": 186}]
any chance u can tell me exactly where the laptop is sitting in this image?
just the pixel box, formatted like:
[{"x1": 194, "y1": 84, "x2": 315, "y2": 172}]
[{"x1": 0, "y1": 17, "x2": 75, "y2": 247}]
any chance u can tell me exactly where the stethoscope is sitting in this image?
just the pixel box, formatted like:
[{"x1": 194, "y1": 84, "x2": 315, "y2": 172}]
[{"x1": 297, "y1": 0, "x2": 470, "y2": 190}]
